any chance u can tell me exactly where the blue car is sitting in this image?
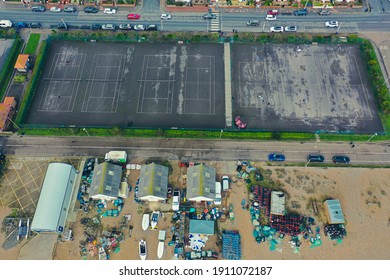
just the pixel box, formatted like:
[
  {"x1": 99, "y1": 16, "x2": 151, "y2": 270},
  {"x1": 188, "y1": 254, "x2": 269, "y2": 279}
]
[
  {"x1": 268, "y1": 153, "x2": 285, "y2": 162},
  {"x1": 15, "y1": 22, "x2": 28, "y2": 28}
]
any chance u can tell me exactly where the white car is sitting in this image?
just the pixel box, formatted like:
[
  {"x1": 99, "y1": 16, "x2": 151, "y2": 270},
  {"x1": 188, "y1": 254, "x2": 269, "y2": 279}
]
[
  {"x1": 103, "y1": 8, "x2": 117, "y2": 14},
  {"x1": 133, "y1": 24, "x2": 145, "y2": 31},
  {"x1": 50, "y1": 7, "x2": 62, "y2": 13},
  {"x1": 160, "y1": 13, "x2": 171, "y2": 20},
  {"x1": 102, "y1": 24, "x2": 115, "y2": 30},
  {"x1": 265, "y1": 15, "x2": 277, "y2": 21},
  {"x1": 270, "y1": 26, "x2": 284, "y2": 33},
  {"x1": 172, "y1": 190, "x2": 180, "y2": 211},
  {"x1": 285, "y1": 26, "x2": 297, "y2": 32},
  {"x1": 325, "y1": 21, "x2": 339, "y2": 28},
  {"x1": 0, "y1": 20, "x2": 12, "y2": 28},
  {"x1": 119, "y1": 23, "x2": 132, "y2": 30}
]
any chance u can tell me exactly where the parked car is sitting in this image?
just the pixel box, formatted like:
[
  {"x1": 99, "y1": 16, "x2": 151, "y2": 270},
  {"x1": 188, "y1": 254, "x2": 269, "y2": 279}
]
[
  {"x1": 50, "y1": 7, "x2": 62, "y2": 13},
  {"x1": 133, "y1": 24, "x2": 145, "y2": 31},
  {"x1": 119, "y1": 23, "x2": 132, "y2": 30},
  {"x1": 64, "y1": 6, "x2": 77, "y2": 13},
  {"x1": 319, "y1": 10, "x2": 331, "y2": 16},
  {"x1": 265, "y1": 15, "x2": 277, "y2": 21},
  {"x1": 294, "y1": 9, "x2": 307, "y2": 16},
  {"x1": 203, "y1": 13, "x2": 216, "y2": 20},
  {"x1": 270, "y1": 26, "x2": 284, "y2": 33},
  {"x1": 0, "y1": 20, "x2": 12, "y2": 28},
  {"x1": 160, "y1": 13, "x2": 171, "y2": 20},
  {"x1": 267, "y1": 9, "x2": 279, "y2": 16},
  {"x1": 84, "y1": 6, "x2": 99, "y2": 14},
  {"x1": 127, "y1": 13, "x2": 140, "y2": 20},
  {"x1": 268, "y1": 153, "x2": 285, "y2": 162},
  {"x1": 102, "y1": 24, "x2": 115, "y2": 30},
  {"x1": 32, "y1": 6, "x2": 46, "y2": 12},
  {"x1": 29, "y1": 22, "x2": 41, "y2": 29},
  {"x1": 15, "y1": 22, "x2": 28, "y2": 28},
  {"x1": 285, "y1": 25, "x2": 297, "y2": 32},
  {"x1": 247, "y1": 20, "x2": 260, "y2": 27},
  {"x1": 103, "y1": 8, "x2": 117, "y2": 14},
  {"x1": 307, "y1": 154, "x2": 325, "y2": 163},
  {"x1": 325, "y1": 21, "x2": 339, "y2": 28},
  {"x1": 146, "y1": 24, "x2": 158, "y2": 31},
  {"x1": 172, "y1": 190, "x2": 180, "y2": 211},
  {"x1": 332, "y1": 155, "x2": 350, "y2": 164},
  {"x1": 90, "y1": 24, "x2": 102, "y2": 30}
]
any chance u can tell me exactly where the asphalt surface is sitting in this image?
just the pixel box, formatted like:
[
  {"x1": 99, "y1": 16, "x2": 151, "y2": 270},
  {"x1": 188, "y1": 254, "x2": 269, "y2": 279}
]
[{"x1": 3, "y1": 135, "x2": 390, "y2": 164}]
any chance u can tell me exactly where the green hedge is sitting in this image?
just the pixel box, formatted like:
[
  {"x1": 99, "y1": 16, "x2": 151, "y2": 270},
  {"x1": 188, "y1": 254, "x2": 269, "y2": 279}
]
[
  {"x1": 0, "y1": 38, "x2": 22, "y2": 102},
  {"x1": 24, "y1": 34, "x2": 41, "y2": 54},
  {"x1": 15, "y1": 40, "x2": 48, "y2": 125}
]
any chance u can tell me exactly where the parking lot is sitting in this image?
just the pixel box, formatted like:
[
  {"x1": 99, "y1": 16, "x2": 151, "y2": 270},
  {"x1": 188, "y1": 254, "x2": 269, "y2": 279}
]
[
  {"x1": 230, "y1": 43, "x2": 383, "y2": 133},
  {"x1": 26, "y1": 41, "x2": 226, "y2": 129},
  {"x1": 0, "y1": 157, "x2": 80, "y2": 216}
]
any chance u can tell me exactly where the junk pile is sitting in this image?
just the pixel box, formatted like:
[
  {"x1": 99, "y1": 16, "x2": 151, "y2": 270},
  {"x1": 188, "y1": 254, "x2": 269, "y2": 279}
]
[
  {"x1": 222, "y1": 230, "x2": 242, "y2": 260},
  {"x1": 185, "y1": 250, "x2": 218, "y2": 260},
  {"x1": 252, "y1": 225, "x2": 285, "y2": 251},
  {"x1": 97, "y1": 198, "x2": 124, "y2": 218},
  {"x1": 99, "y1": 227, "x2": 125, "y2": 258},
  {"x1": 236, "y1": 161, "x2": 259, "y2": 179},
  {"x1": 79, "y1": 217, "x2": 101, "y2": 259},
  {"x1": 270, "y1": 214, "x2": 306, "y2": 236},
  {"x1": 171, "y1": 212, "x2": 186, "y2": 259},
  {"x1": 250, "y1": 185, "x2": 271, "y2": 218},
  {"x1": 188, "y1": 234, "x2": 208, "y2": 251},
  {"x1": 324, "y1": 224, "x2": 347, "y2": 240},
  {"x1": 78, "y1": 158, "x2": 97, "y2": 213}
]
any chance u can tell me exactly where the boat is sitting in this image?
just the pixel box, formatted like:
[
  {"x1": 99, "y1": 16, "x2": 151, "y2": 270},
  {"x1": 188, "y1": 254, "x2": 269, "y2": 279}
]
[
  {"x1": 139, "y1": 239, "x2": 147, "y2": 260},
  {"x1": 157, "y1": 230, "x2": 166, "y2": 259},
  {"x1": 150, "y1": 211, "x2": 160, "y2": 230},
  {"x1": 142, "y1": 214, "x2": 150, "y2": 231}
]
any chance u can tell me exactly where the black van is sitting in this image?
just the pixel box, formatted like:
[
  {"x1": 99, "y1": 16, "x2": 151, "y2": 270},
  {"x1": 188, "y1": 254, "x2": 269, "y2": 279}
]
[{"x1": 246, "y1": 20, "x2": 260, "y2": 27}]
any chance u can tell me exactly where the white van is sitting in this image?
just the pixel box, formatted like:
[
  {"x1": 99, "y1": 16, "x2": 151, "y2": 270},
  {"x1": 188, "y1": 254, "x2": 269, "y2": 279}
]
[
  {"x1": 214, "y1": 182, "x2": 221, "y2": 205},
  {"x1": 0, "y1": 20, "x2": 12, "y2": 28},
  {"x1": 222, "y1": 176, "x2": 229, "y2": 191}
]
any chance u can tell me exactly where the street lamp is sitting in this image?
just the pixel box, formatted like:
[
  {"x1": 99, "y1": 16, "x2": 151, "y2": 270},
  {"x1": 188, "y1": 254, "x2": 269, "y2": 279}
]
[
  {"x1": 367, "y1": 132, "x2": 377, "y2": 142},
  {"x1": 83, "y1": 128, "x2": 90, "y2": 136},
  {"x1": 382, "y1": 76, "x2": 390, "y2": 86},
  {"x1": 61, "y1": 19, "x2": 67, "y2": 30},
  {"x1": 219, "y1": 129, "x2": 223, "y2": 139},
  {"x1": 305, "y1": 158, "x2": 311, "y2": 167}
]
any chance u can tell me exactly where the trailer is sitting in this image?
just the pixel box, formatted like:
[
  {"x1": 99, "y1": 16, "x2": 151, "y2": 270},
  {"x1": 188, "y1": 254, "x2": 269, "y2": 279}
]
[{"x1": 104, "y1": 151, "x2": 127, "y2": 163}]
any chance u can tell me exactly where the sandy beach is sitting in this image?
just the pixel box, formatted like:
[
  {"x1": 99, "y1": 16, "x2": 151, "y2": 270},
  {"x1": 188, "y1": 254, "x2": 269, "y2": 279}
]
[{"x1": 1, "y1": 162, "x2": 390, "y2": 260}]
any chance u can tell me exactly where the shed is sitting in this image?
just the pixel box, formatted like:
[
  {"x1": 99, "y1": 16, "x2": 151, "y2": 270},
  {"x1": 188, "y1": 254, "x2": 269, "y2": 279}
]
[
  {"x1": 138, "y1": 163, "x2": 169, "y2": 202},
  {"x1": 189, "y1": 219, "x2": 215, "y2": 235},
  {"x1": 31, "y1": 163, "x2": 77, "y2": 233},
  {"x1": 270, "y1": 191, "x2": 285, "y2": 215},
  {"x1": 187, "y1": 164, "x2": 216, "y2": 202},
  {"x1": 324, "y1": 199, "x2": 345, "y2": 224},
  {"x1": 89, "y1": 162, "x2": 122, "y2": 201},
  {"x1": 14, "y1": 54, "x2": 30, "y2": 72}
]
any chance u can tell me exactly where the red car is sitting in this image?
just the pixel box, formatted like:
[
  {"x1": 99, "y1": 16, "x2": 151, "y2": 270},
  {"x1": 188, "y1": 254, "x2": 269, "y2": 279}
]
[
  {"x1": 267, "y1": 9, "x2": 279, "y2": 16},
  {"x1": 127, "y1": 13, "x2": 140, "y2": 20},
  {"x1": 235, "y1": 116, "x2": 247, "y2": 129}
]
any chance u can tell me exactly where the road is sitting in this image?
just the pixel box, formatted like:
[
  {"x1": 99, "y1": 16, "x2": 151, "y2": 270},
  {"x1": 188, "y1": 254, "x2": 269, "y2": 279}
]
[
  {"x1": 0, "y1": 3, "x2": 390, "y2": 33},
  {"x1": 3, "y1": 136, "x2": 390, "y2": 164}
]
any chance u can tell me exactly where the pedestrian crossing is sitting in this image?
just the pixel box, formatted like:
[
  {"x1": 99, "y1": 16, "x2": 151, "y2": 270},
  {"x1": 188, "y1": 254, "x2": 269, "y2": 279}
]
[{"x1": 208, "y1": 13, "x2": 221, "y2": 32}]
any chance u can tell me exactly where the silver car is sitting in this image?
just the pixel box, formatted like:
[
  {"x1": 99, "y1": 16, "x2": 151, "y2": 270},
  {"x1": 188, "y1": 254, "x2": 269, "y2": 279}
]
[
  {"x1": 102, "y1": 24, "x2": 115, "y2": 30},
  {"x1": 285, "y1": 26, "x2": 297, "y2": 32},
  {"x1": 133, "y1": 24, "x2": 145, "y2": 31}
]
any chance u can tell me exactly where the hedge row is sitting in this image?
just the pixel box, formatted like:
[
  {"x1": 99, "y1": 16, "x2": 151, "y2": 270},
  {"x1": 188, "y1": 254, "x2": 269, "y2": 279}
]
[
  {"x1": 0, "y1": 38, "x2": 22, "y2": 102},
  {"x1": 15, "y1": 40, "x2": 48, "y2": 125}
]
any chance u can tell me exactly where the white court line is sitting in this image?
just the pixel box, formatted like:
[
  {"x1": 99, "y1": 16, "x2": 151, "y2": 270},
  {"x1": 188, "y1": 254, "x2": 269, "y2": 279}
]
[
  {"x1": 70, "y1": 54, "x2": 87, "y2": 112},
  {"x1": 136, "y1": 55, "x2": 148, "y2": 114}
]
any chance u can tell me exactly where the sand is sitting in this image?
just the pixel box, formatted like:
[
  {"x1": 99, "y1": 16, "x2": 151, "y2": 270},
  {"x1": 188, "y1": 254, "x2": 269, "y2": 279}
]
[{"x1": 1, "y1": 162, "x2": 390, "y2": 260}]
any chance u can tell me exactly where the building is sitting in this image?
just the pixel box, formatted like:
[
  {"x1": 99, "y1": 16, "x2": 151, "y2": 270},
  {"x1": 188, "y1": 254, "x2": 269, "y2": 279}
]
[
  {"x1": 89, "y1": 162, "x2": 122, "y2": 201},
  {"x1": 0, "y1": 97, "x2": 16, "y2": 132},
  {"x1": 189, "y1": 220, "x2": 215, "y2": 235},
  {"x1": 270, "y1": 191, "x2": 285, "y2": 215},
  {"x1": 138, "y1": 163, "x2": 169, "y2": 202},
  {"x1": 187, "y1": 164, "x2": 216, "y2": 202},
  {"x1": 31, "y1": 163, "x2": 78, "y2": 233},
  {"x1": 324, "y1": 199, "x2": 345, "y2": 224},
  {"x1": 14, "y1": 54, "x2": 31, "y2": 73}
]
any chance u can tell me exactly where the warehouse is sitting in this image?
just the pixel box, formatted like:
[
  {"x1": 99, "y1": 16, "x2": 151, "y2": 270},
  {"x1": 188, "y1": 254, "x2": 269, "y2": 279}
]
[{"x1": 31, "y1": 163, "x2": 78, "y2": 233}]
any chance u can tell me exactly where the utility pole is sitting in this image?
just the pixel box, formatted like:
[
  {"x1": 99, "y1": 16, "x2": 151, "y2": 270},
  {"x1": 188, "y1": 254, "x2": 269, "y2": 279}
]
[{"x1": 367, "y1": 132, "x2": 377, "y2": 142}]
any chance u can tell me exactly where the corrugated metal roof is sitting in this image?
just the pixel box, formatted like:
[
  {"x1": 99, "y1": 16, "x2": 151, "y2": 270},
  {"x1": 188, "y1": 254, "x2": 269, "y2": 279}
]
[
  {"x1": 89, "y1": 162, "x2": 122, "y2": 199},
  {"x1": 270, "y1": 191, "x2": 286, "y2": 215},
  {"x1": 187, "y1": 164, "x2": 216, "y2": 200},
  {"x1": 189, "y1": 219, "x2": 215, "y2": 235},
  {"x1": 325, "y1": 199, "x2": 345, "y2": 224},
  {"x1": 138, "y1": 163, "x2": 168, "y2": 199},
  {"x1": 31, "y1": 163, "x2": 77, "y2": 233}
]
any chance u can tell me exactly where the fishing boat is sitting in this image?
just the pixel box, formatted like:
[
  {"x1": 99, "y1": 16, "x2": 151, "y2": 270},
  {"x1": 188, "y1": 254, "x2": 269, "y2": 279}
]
[
  {"x1": 142, "y1": 214, "x2": 150, "y2": 231},
  {"x1": 157, "y1": 230, "x2": 166, "y2": 259},
  {"x1": 139, "y1": 239, "x2": 147, "y2": 260},
  {"x1": 150, "y1": 211, "x2": 160, "y2": 230}
]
